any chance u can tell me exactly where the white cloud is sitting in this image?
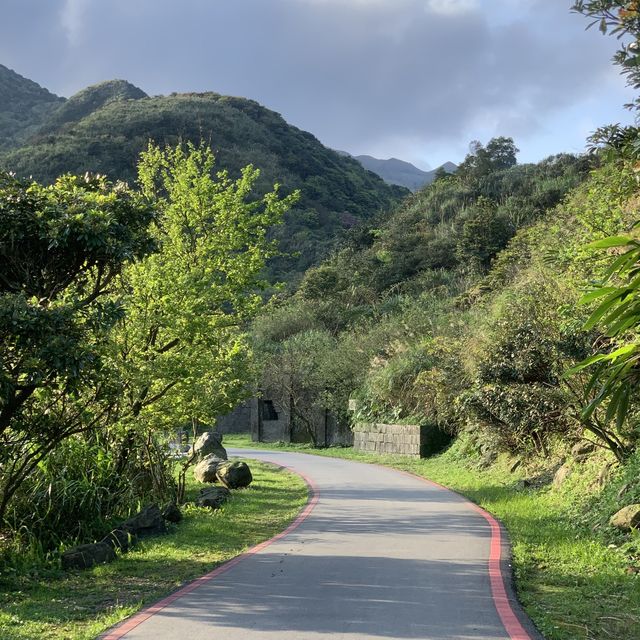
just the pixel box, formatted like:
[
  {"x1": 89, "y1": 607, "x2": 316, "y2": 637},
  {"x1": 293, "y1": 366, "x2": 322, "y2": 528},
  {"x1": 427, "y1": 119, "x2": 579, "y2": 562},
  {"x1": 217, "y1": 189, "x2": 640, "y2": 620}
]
[
  {"x1": 426, "y1": 0, "x2": 479, "y2": 16},
  {"x1": 60, "y1": 0, "x2": 89, "y2": 46}
]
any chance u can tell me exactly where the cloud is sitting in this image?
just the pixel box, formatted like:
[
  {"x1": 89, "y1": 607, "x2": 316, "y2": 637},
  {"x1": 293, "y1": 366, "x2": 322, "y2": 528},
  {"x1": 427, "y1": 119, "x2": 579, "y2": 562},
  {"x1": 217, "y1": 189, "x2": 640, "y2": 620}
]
[
  {"x1": 0, "y1": 0, "x2": 634, "y2": 167},
  {"x1": 426, "y1": 0, "x2": 478, "y2": 16},
  {"x1": 60, "y1": 0, "x2": 89, "y2": 46}
]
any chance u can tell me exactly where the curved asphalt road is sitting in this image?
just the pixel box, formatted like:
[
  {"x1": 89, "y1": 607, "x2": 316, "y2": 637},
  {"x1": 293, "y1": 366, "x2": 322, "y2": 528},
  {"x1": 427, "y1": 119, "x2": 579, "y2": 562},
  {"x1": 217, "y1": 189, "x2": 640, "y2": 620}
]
[{"x1": 104, "y1": 449, "x2": 542, "y2": 640}]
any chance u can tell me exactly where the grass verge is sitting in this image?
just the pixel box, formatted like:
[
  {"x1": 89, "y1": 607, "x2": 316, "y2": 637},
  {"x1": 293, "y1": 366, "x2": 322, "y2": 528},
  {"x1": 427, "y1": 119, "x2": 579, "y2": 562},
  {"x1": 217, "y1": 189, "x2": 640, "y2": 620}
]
[
  {"x1": 226, "y1": 433, "x2": 640, "y2": 640},
  {"x1": 0, "y1": 458, "x2": 308, "y2": 640}
]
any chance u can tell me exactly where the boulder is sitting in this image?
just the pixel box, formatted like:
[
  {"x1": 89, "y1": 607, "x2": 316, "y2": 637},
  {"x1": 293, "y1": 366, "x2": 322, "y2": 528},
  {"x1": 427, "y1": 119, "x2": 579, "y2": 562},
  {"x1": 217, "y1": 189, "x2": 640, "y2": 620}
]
[
  {"x1": 196, "y1": 486, "x2": 231, "y2": 509},
  {"x1": 100, "y1": 528, "x2": 137, "y2": 552},
  {"x1": 216, "y1": 461, "x2": 253, "y2": 489},
  {"x1": 571, "y1": 441, "x2": 597, "y2": 459},
  {"x1": 162, "y1": 502, "x2": 182, "y2": 523},
  {"x1": 121, "y1": 504, "x2": 167, "y2": 538},
  {"x1": 553, "y1": 464, "x2": 571, "y2": 489},
  {"x1": 62, "y1": 542, "x2": 116, "y2": 570},
  {"x1": 194, "y1": 454, "x2": 225, "y2": 483},
  {"x1": 610, "y1": 504, "x2": 640, "y2": 531},
  {"x1": 192, "y1": 431, "x2": 227, "y2": 462}
]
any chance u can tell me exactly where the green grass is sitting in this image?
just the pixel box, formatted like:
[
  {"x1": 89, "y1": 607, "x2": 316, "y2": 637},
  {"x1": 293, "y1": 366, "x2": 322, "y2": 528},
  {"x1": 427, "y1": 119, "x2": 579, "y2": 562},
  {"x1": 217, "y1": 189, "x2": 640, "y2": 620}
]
[
  {"x1": 0, "y1": 458, "x2": 309, "y2": 640},
  {"x1": 226, "y1": 433, "x2": 640, "y2": 640}
]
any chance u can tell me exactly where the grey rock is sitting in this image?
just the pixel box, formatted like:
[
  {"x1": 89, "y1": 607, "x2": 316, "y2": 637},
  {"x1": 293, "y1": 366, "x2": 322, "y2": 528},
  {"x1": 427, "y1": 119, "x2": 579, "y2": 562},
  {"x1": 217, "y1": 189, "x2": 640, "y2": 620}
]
[
  {"x1": 194, "y1": 454, "x2": 225, "y2": 483},
  {"x1": 100, "y1": 528, "x2": 137, "y2": 552},
  {"x1": 596, "y1": 463, "x2": 614, "y2": 489},
  {"x1": 121, "y1": 504, "x2": 167, "y2": 538},
  {"x1": 553, "y1": 464, "x2": 571, "y2": 489},
  {"x1": 162, "y1": 502, "x2": 182, "y2": 523},
  {"x1": 216, "y1": 461, "x2": 253, "y2": 489},
  {"x1": 62, "y1": 542, "x2": 116, "y2": 570},
  {"x1": 192, "y1": 431, "x2": 227, "y2": 462},
  {"x1": 610, "y1": 504, "x2": 640, "y2": 531},
  {"x1": 571, "y1": 441, "x2": 596, "y2": 460},
  {"x1": 196, "y1": 486, "x2": 231, "y2": 509}
]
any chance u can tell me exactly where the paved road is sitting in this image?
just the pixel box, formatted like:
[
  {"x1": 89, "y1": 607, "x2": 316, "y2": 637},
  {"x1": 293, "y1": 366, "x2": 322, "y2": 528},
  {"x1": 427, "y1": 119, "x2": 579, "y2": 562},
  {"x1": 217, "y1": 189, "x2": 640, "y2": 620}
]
[{"x1": 105, "y1": 449, "x2": 541, "y2": 640}]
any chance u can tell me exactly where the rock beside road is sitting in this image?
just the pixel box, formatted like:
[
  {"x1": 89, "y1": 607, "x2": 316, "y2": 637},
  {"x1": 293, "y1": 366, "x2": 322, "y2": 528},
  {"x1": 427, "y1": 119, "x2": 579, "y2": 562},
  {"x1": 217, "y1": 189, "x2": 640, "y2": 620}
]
[
  {"x1": 194, "y1": 454, "x2": 225, "y2": 483},
  {"x1": 610, "y1": 504, "x2": 640, "y2": 531},
  {"x1": 62, "y1": 542, "x2": 116, "y2": 570},
  {"x1": 197, "y1": 486, "x2": 231, "y2": 509},
  {"x1": 121, "y1": 504, "x2": 167, "y2": 537},
  {"x1": 192, "y1": 432, "x2": 227, "y2": 462},
  {"x1": 217, "y1": 461, "x2": 253, "y2": 489}
]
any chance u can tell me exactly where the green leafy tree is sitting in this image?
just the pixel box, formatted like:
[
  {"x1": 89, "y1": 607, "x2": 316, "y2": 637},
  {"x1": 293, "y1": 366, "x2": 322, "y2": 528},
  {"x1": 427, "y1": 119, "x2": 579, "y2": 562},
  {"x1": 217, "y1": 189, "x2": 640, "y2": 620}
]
[
  {"x1": 457, "y1": 137, "x2": 519, "y2": 182},
  {"x1": 109, "y1": 143, "x2": 298, "y2": 481},
  {"x1": 0, "y1": 171, "x2": 154, "y2": 525},
  {"x1": 566, "y1": 1, "x2": 640, "y2": 459},
  {"x1": 573, "y1": 2, "x2": 640, "y2": 156}
]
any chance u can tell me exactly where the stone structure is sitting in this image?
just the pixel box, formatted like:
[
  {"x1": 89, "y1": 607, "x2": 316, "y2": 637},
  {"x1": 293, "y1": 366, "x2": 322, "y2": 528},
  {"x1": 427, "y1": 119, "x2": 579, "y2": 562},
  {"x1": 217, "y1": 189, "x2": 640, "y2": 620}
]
[
  {"x1": 250, "y1": 392, "x2": 352, "y2": 446},
  {"x1": 352, "y1": 423, "x2": 450, "y2": 457},
  {"x1": 215, "y1": 400, "x2": 252, "y2": 434}
]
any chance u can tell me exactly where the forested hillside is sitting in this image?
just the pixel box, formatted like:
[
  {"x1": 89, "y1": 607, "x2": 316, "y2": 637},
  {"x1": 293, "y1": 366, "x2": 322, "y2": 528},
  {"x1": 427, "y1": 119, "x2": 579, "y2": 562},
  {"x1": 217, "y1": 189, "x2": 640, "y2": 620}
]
[
  {"x1": 253, "y1": 138, "x2": 596, "y2": 440},
  {"x1": 0, "y1": 70, "x2": 406, "y2": 280},
  {"x1": 0, "y1": 64, "x2": 63, "y2": 149}
]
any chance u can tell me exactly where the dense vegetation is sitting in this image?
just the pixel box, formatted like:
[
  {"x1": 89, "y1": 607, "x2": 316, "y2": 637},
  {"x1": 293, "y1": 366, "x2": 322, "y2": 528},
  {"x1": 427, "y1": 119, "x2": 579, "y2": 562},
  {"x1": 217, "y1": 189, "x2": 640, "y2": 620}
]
[
  {"x1": 0, "y1": 142, "x2": 295, "y2": 557},
  {"x1": 0, "y1": 64, "x2": 63, "y2": 150},
  {"x1": 0, "y1": 69, "x2": 406, "y2": 281},
  {"x1": 2, "y1": 4, "x2": 640, "y2": 639},
  {"x1": 253, "y1": 142, "x2": 597, "y2": 447}
]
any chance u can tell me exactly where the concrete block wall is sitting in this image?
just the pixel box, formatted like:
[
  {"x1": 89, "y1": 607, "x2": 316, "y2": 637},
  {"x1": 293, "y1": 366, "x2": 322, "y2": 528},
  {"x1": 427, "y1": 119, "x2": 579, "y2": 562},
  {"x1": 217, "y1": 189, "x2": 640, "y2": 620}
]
[{"x1": 352, "y1": 423, "x2": 423, "y2": 457}]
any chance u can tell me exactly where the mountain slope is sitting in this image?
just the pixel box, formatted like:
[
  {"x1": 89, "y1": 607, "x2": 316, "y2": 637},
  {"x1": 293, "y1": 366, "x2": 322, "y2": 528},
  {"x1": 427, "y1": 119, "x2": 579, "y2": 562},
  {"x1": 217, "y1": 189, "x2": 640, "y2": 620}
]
[
  {"x1": 355, "y1": 154, "x2": 432, "y2": 191},
  {"x1": 0, "y1": 65, "x2": 64, "y2": 149},
  {"x1": 338, "y1": 151, "x2": 457, "y2": 191},
  {"x1": 0, "y1": 72, "x2": 408, "y2": 281}
]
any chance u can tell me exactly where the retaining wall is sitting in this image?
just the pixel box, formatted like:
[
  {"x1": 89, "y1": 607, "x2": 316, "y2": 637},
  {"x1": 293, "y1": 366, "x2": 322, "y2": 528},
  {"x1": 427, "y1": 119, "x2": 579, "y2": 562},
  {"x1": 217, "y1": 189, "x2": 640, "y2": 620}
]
[{"x1": 352, "y1": 423, "x2": 425, "y2": 457}]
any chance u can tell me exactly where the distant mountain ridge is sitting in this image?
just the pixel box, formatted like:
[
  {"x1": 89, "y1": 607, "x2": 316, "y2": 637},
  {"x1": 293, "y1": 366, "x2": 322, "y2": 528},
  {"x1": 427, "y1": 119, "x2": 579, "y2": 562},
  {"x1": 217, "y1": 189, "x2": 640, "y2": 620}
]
[
  {"x1": 337, "y1": 150, "x2": 456, "y2": 191},
  {"x1": 0, "y1": 65, "x2": 407, "y2": 282}
]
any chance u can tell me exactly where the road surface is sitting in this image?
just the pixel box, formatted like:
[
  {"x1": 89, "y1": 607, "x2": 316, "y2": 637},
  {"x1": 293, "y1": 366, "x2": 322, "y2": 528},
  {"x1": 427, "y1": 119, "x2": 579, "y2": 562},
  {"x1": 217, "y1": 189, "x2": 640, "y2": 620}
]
[{"x1": 103, "y1": 449, "x2": 542, "y2": 640}]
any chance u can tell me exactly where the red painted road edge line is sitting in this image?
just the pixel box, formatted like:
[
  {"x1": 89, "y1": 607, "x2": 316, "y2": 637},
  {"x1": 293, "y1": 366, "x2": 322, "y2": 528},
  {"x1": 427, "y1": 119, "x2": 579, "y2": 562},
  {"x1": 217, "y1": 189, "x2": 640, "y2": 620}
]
[
  {"x1": 100, "y1": 465, "x2": 319, "y2": 640},
  {"x1": 389, "y1": 465, "x2": 533, "y2": 640}
]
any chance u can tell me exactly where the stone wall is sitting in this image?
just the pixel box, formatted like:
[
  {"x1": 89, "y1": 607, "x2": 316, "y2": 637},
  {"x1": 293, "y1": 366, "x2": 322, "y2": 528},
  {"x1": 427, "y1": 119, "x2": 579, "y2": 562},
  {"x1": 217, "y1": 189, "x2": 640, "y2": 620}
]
[
  {"x1": 215, "y1": 401, "x2": 252, "y2": 434},
  {"x1": 352, "y1": 423, "x2": 425, "y2": 457}
]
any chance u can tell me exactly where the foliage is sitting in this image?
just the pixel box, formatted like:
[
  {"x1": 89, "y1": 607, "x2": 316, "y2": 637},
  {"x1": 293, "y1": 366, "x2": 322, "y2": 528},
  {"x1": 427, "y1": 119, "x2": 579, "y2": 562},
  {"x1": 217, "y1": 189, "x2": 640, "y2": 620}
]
[
  {"x1": 0, "y1": 65, "x2": 63, "y2": 150},
  {"x1": 572, "y1": 2, "x2": 640, "y2": 157},
  {"x1": 105, "y1": 142, "x2": 296, "y2": 498},
  {"x1": 0, "y1": 171, "x2": 154, "y2": 527},
  {"x1": 457, "y1": 136, "x2": 519, "y2": 182},
  {"x1": 567, "y1": 233, "x2": 640, "y2": 459},
  {"x1": 0, "y1": 80, "x2": 406, "y2": 282},
  {"x1": 0, "y1": 461, "x2": 308, "y2": 640}
]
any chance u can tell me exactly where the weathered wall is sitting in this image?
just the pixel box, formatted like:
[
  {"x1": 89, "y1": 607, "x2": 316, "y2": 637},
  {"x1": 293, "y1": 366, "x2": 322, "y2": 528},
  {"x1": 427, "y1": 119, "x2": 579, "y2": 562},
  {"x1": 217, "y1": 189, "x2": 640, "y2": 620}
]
[
  {"x1": 215, "y1": 401, "x2": 252, "y2": 434},
  {"x1": 352, "y1": 423, "x2": 425, "y2": 457}
]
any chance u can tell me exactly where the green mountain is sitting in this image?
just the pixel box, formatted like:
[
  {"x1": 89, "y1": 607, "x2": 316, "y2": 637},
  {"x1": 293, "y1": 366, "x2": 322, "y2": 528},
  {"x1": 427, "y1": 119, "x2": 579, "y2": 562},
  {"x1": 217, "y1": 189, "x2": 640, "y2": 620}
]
[
  {"x1": 0, "y1": 64, "x2": 64, "y2": 149},
  {"x1": 0, "y1": 68, "x2": 407, "y2": 281}
]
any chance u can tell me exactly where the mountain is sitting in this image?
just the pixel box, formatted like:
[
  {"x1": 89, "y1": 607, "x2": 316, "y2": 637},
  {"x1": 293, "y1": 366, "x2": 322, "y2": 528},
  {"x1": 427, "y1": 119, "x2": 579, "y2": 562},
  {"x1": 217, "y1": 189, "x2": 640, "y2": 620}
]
[
  {"x1": 337, "y1": 150, "x2": 457, "y2": 191},
  {"x1": 0, "y1": 64, "x2": 64, "y2": 149},
  {"x1": 0, "y1": 67, "x2": 408, "y2": 281}
]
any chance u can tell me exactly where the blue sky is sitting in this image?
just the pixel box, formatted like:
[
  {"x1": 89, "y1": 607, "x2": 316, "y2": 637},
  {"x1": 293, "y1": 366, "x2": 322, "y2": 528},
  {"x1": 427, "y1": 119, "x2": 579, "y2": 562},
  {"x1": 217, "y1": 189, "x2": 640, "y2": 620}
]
[{"x1": 0, "y1": 0, "x2": 635, "y2": 168}]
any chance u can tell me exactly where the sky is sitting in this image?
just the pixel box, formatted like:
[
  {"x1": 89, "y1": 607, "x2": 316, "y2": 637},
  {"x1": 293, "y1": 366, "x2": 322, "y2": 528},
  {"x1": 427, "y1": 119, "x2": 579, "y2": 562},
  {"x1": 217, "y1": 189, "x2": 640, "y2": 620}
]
[{"x1": 0, "y1": 0, "x2": 636, "y2": 169}]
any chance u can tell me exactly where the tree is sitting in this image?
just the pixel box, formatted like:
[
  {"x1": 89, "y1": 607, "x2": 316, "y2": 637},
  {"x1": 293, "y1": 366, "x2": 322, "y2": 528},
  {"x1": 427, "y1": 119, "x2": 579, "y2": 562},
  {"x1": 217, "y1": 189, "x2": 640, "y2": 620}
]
[
  {"x1": 0, "y1": 172, "x2": 155, "y2": 525},
  {"x1": 456, "y1": 197, "x2": 511, "y2": 271},
  {"x1": 457, "y1": 137, "x2": 519, "y2": 182},
  {"x1": 573, "y1": 2, "x2": 640, "y2": 156},
  {"x1": 108, "y1": 143, "x2": 298, "y2": 478},
  {"x1": 565, "y1": 2, "x2": 640, "y2": 459},
  {"x1": 567, "y1": 234, "x2": 640, "y2": 460}
]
